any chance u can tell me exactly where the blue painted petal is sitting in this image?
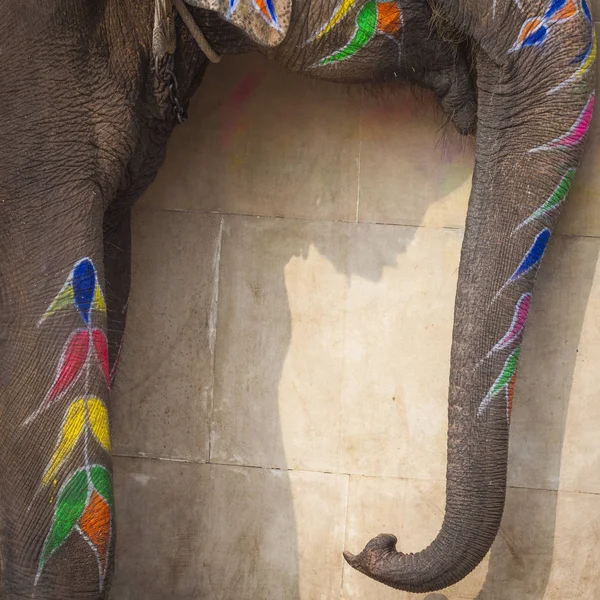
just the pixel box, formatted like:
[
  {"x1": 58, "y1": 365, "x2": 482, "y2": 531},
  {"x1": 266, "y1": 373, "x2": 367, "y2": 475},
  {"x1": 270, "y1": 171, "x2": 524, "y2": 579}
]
[
  {"x1": 582, "y1": 0, "x2": 592, "y2": 22},
  {"x1": 572, "y1": 40, "x2": 593, "y2": 64},
  {"x1": 265, "y1": 0, "x2": 278, "y2": 24},
  {"x1": 511, "y1": 229, "x2": 551, "y2": 281},
  {"x1": 523, "y1": 25, "x2": 548, "y2": 48},
  {"x1": 544, "y1": 0, "x2": 567, "y2": 19},
  {"x1": 72, "y1": 259, "x2": 97, "y2": 324}
]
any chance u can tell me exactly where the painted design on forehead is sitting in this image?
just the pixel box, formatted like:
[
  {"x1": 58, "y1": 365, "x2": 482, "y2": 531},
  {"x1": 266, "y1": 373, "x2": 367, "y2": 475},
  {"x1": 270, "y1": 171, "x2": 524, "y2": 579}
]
[
  {"x1": 514, "y1": 169, "x2": 575, "y2": 232},
  {"x1": 229, "y1": 0, "x2": 280, "y2": 29},
  {"x1": 478, "y1": 347, "x2": 521, "y2": 421},
  {"x1": 28, "y1": 257, "x2": 113, "y2": 593},
  {"x1": 530, "y1": 92, "x2": 594, "y2": 152},
  {"x1": 510, "y1": 0, "x2": 586, "y2": 53},
  {"x1": 314, "y1": 0, "x2": 402, "y2": 66}
]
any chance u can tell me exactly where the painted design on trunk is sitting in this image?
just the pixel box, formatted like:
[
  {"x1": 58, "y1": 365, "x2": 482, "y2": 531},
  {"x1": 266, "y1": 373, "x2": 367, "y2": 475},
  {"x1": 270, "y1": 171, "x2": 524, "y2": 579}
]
[
  {"x1": 314, "y1": 0, "x2": 402, "y2": 66},
  {"x1": 485, "y1": 293, "x2": 531, "y2": 359},
  {"x1": 27, "y1": 258, "x2": 113, "y2": 593},
  {"x1": 513, "y1": 169, "x2": 575, "y2": 232},
  {"x1": 510, "y1": 0, "x2": 582, "y2": 53},
  {"x1": 229, "y1": 0, "x2": 280, "y2": 29},
  {"x1": 510, "y1": 228, "x2": 552, "y2": 281},
  {"x1": 549, "y1": 29, "x2": 597, "y2": 94},
  {"x1": 530, "y1": 93, "x2": 595, "y2": 152},
  {"x1": 493, "y1": 229, "x2": 551, "y2": 301},
  {"x1": 478, "y1": 347, "x2": 521, "y2": 419}
]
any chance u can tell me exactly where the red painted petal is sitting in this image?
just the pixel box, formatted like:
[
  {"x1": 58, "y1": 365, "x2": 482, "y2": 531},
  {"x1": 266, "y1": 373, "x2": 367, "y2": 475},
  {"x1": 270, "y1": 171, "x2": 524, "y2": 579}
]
[
  {"x1": 45, "y1": 330, "x2": 89, "y2": 406},
  {"x1": 92, "y1": 329, "x2": 110, "y2": 389},
  {"x1": 79, "y1": 491, "x2": 111, "y2": 580}
]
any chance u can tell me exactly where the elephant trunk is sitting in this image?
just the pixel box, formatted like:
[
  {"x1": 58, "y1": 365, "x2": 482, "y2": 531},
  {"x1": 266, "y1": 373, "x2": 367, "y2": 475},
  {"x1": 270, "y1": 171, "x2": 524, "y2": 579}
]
[{"x1": 345, "y1": 13, "x2": 596, "y2": 593}]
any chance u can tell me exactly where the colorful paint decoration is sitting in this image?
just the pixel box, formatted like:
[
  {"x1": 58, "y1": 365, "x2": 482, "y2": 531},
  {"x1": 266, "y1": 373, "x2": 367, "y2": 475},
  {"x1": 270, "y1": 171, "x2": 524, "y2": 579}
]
[
  {"x1": 549, "y1": 29, "x2": 596, "y2": 94},
  {"x1": 485, "y1": 293, "x2": 531, "y2": 360},
  {"x1": 509, "y1": 228, "x2": 552, "y2": 282},
  {"x1": 530, "y1": 92, "x2": 595, "y2": 153},
  {"x1": 308, "y1": 0, "x2": 358, "y2": 42},
  {"x1": 513, "y1": 169, "x2": 575, "y2": 233},
  {"x1": 228, "y1": 0, "x2": 280, "y2": 30},
  {"x1": 27, "y1": 257, "x2": 112, "y2": 593},
  {"x1": 510, "y1": 0, "x2": 585, "y2": 53},
  {"x1": 478, "y1": 346, "x2": 520, "y2": 421},
  {"x1": 313, "y1": 0, "x2": 402, "y2": 67}
]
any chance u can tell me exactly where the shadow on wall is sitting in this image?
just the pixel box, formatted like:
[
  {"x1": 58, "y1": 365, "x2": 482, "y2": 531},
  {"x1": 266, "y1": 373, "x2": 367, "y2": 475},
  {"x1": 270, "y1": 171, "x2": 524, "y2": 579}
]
[{"x1": 109, "y1": 53, "x2": 596, "y2": 599}]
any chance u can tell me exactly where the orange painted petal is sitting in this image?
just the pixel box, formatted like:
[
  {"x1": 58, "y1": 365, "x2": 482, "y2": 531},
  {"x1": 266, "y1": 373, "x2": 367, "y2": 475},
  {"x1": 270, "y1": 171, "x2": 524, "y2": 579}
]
[
  {"x1": 549, "y1": 0, "x2": 577, "y2": 22},
  {"x1": 79, "y1": 492, "x2": 111, "y2": 577},
  {"x1": 518, "y1": 18, "x2": 543, "y2": 44},
  {"x1": 376, "y1": 1, "x2": 401, "y2": 34}
]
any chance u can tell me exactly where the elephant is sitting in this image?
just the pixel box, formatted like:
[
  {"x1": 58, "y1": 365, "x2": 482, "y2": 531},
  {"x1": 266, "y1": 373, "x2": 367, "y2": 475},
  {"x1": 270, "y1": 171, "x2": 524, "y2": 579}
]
[{"x1": 0, "y1": 0, "x2": 595, "y2": 597}]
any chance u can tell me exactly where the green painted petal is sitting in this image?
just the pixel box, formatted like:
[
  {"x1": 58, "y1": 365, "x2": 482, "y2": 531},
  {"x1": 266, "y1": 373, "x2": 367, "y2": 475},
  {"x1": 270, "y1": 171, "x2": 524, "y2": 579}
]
[
  {"x1": 39, "y1": 282, "x2": 74, "y2": 323},
  {"x1": 319, "y1": 0, "x2": 377, "y2": 65},
  {"x1": 39, "y1": 469, "x2": 88, "y2": 570},
  {"x1": 489, "y1": 347, "x2": 521, "y2": 398},
  {"x1": 90, "y1": 465, "x2": 114, "y2": 513}
]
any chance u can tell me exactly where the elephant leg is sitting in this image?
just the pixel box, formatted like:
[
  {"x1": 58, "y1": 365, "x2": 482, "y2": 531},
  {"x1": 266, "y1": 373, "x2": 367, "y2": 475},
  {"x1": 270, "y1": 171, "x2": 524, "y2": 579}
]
[
  {"x1": 103, "y1": 207, "x2": 133, "y2": 384},
  {"x1": 345, "y1": 2, "x2": 595, "y2": 592},
  {"x1": 0, "y1": 192, "x2": 114, "y2": 599}
]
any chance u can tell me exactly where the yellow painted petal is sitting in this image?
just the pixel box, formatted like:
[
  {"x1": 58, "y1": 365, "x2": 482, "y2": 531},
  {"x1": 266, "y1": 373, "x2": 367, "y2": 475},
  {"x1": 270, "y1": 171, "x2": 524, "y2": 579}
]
[
  {"x1": 93, "y1": 283, "x2": 106, "y2": 313},
  {"x1": 38, "y1": 282, "x2": 74, "y2": 325},
  {"x1": 310, "y1": 0, "x2": 357, "y2": 41},
  {"x1": 42, "y1": 400, "x2": 85, "y2": 485},
  {"x1": 87, "y1": 397, "x2": 111, "y2": 452}
]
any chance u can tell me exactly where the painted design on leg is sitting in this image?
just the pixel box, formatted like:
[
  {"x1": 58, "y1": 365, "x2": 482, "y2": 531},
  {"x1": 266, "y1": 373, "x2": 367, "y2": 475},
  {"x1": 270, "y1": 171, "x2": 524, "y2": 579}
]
[
  {"x1": 510, "y1": 0, "x2": 587, "y2": 53},
  {"x1": 506, "y1": 370, "x2": 517, "y2": 422},
  {"x1": 36, "y1": 465, "x2": 113, "y2": 590},
  {"x1": 39, "y1": 258, "x2": 106, "y2": 326},
  {"x1": 549, "y1": 30, "x2": 596, "y2": 94},
  {"x1": 530, "y1": 93, "x2": 594, "y2": 152},
  {"x1": 308, "y1": 0, "x2": 358, "y2": 42},
  {"x1": 513, "y1": 169, "x2": 575, "y2": 232},
  {"x1": 478, "y1": 347, "x2": 521, "y2": 418},
  {"x1": 315, "y1": 0, "x2": 402, "y2": 66},
  {"x1": 29, "y1": 258, "x2": 113, "y2": 593},
  {"x1": 24, "y1": 327, "x2": 110, "y2": 425},
  {"x1": 485, "y1": 293, "x2": 531, "y2": 359}
]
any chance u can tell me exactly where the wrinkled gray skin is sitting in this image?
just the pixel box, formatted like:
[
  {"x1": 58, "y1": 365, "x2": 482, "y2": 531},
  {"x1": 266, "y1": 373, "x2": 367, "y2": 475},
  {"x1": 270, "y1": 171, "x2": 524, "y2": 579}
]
[{"x1": 0, "y1": 0, "x2": 594, "y2": 598}]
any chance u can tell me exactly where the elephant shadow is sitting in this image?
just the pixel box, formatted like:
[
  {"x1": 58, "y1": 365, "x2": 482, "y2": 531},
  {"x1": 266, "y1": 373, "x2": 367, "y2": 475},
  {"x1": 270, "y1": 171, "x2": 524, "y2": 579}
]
[{"x1": 110, "y1": 53, "x2": 596, "y2": 599}]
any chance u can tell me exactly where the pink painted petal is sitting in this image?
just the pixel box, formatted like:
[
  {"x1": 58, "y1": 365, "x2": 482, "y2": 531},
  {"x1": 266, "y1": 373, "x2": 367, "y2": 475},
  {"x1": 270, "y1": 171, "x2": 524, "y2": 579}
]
[
  {"x1": 92, "y1": 329, "x2": 110, "y2": 389},
  {"x1": 489, "y1": 293, "x2": 532, "y2": 356},
  {"x1": 530, "y1": 93, "x2": 595, "y2": 152}
]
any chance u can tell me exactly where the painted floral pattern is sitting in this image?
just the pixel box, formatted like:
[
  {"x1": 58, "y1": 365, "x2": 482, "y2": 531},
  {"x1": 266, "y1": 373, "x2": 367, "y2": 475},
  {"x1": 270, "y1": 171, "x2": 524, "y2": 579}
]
[{"x1": 27, "y1": 258, "x2": 113, "y2": 591}]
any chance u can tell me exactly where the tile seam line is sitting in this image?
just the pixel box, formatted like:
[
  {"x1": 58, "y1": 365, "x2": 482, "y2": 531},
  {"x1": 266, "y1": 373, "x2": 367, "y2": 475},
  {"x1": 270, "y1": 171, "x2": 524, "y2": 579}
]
[
  {"x1": 133, "y1": 207, "x2": 600, "y2": 240},
  {"x1": 112, "y1": 454, "x2": 598, "y2": 495}
]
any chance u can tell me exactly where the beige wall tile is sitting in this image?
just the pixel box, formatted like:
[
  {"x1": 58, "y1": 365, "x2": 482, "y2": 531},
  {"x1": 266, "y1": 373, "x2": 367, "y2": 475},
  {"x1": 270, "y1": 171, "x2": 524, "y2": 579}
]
[
  {"x1": 211, "y1": 215, "x2": 460, "y2": 479},
  {"x1": 357, "y1": 88, "x2": 474, "y2": 229},
  {"x1": 111, "y1": 210, "x2": 222, "y2": 461},
  {"x1": 109, "y1": 457, "x2": 347, "y2": 600},
  {"x1": 507, "y1": 236, "x2": 600, "y2": 491},
  {"x1": 139, "y1": 54, "x2": 360, "y2": 222}
]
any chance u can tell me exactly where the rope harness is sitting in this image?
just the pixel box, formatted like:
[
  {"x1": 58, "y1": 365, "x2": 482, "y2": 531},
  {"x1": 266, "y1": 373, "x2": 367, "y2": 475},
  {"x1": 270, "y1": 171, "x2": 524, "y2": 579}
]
[{"x1": 153, "y1": 0, "x2": 222, "y2": 122}]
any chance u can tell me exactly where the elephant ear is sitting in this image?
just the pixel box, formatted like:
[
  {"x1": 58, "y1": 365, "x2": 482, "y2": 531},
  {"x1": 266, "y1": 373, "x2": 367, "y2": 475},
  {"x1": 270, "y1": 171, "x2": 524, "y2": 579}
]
[{"x1": 184, "y1": 0, "x2": 291, "y2": 47}]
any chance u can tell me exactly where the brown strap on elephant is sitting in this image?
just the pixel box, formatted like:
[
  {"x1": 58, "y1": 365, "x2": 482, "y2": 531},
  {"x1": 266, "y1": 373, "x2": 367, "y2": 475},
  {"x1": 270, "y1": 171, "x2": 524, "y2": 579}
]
[{"x1": 153, "y1": 0, "x2": 222, "y2": 64}]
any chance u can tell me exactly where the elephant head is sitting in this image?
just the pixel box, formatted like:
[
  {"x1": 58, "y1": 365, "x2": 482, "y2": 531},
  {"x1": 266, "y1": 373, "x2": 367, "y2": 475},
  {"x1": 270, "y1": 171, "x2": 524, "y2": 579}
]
[{"x1": 0, "y1": 0, "x2": 594, "y2": 597}]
